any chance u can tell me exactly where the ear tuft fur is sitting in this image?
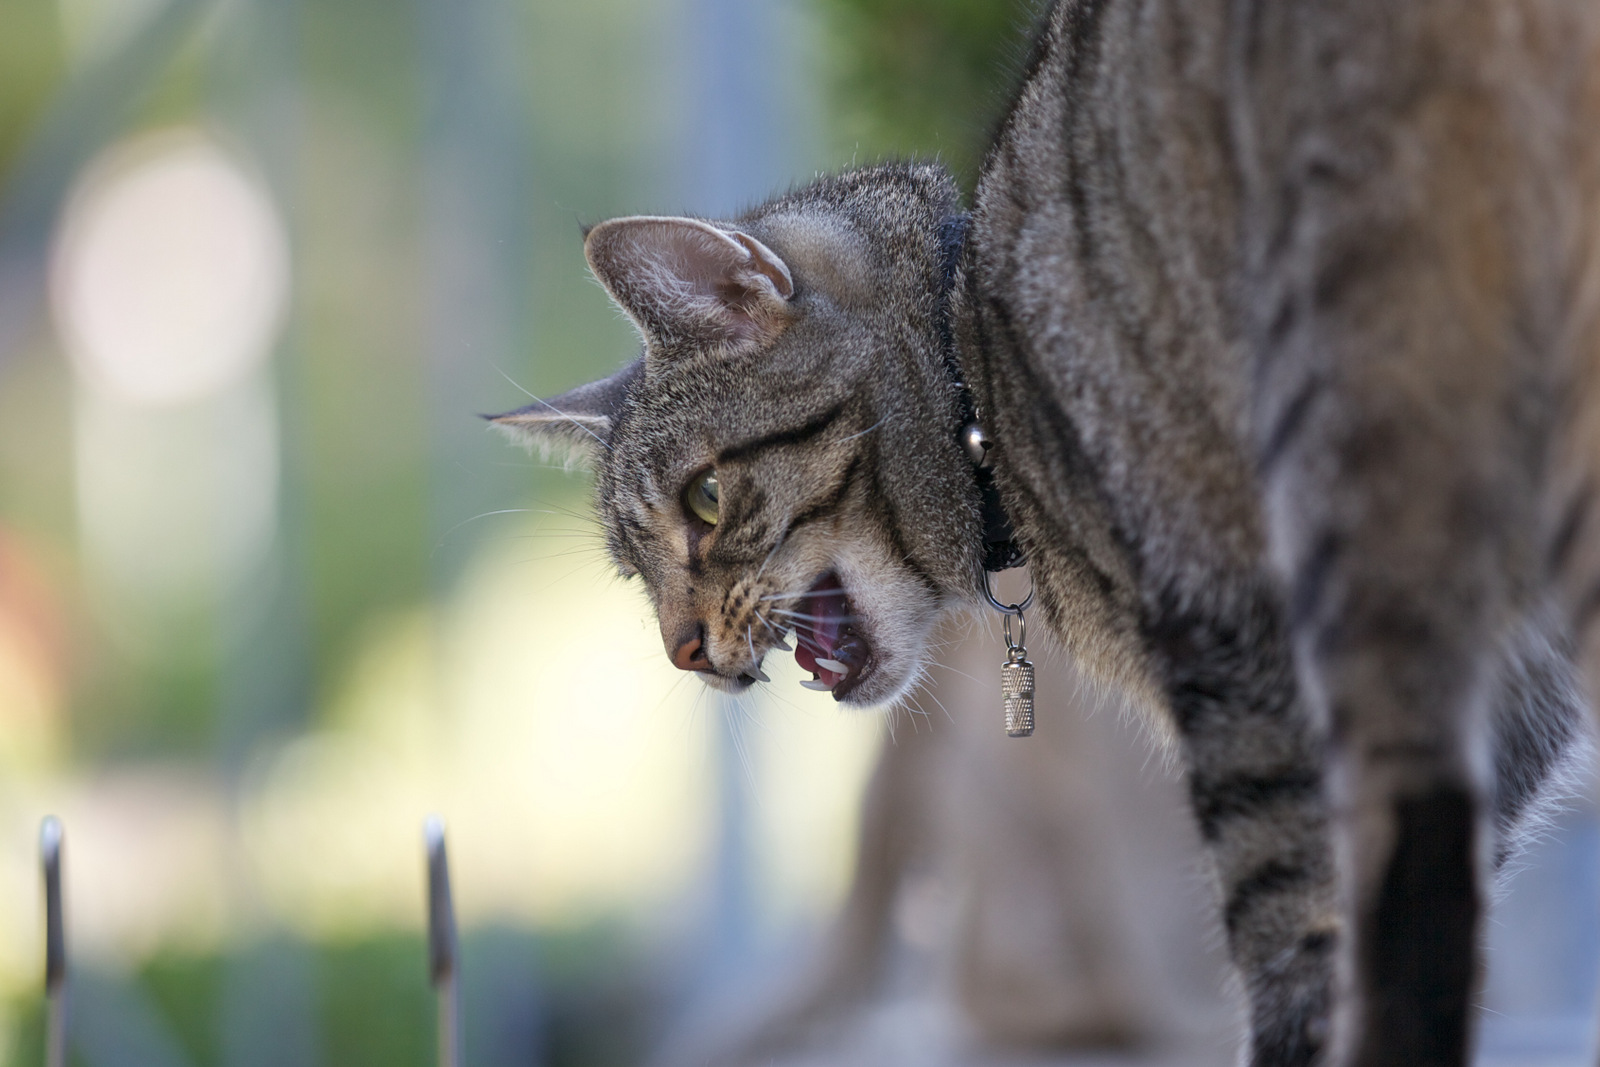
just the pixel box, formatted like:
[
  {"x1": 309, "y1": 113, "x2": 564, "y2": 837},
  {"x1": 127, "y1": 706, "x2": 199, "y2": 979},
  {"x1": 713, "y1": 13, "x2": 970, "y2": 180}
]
[
  {"x1": 584, "y1": 216, "x2": 796, "y2": 354},
  {"x1": 487, "y1": 359, "x2": 642, "y2": 467}
]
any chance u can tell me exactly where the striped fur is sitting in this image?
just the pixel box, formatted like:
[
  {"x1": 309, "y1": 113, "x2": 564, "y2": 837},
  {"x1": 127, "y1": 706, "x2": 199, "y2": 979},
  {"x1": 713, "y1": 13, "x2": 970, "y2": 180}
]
[
  {"x1": 497, "y1": 169, "x2": 987, "y2": 708},
  {"x1": 497, "y1": 1, "x2": 1600, "y2": 1063},
  {"x1": 964, "y1": 1, "x2": 1600, "y2": 1064}
]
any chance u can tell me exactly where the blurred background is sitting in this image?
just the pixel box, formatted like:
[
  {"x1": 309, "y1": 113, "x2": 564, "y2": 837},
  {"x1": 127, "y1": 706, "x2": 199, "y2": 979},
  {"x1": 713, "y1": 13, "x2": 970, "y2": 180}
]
[
  {"x1": 0, "y1": 0, "x2": 1596, "y2": 1064},
  {"x1": 0, "y1": 0, "x2": 1037, "y2": 1063}
]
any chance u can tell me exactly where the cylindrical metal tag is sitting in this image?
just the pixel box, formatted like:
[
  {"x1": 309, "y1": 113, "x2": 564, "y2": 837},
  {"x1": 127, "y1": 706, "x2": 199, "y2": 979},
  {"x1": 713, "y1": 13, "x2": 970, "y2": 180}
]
[{"x1": 1002, "y1": 656, "x2": 1035, "y2": 737}]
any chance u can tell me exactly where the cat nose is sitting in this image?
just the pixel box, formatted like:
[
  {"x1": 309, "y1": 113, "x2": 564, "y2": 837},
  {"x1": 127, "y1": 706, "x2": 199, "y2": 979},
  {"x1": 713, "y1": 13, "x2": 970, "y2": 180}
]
[{"x1": 671, "y1": 625, "x2": 714, "y2": 672}]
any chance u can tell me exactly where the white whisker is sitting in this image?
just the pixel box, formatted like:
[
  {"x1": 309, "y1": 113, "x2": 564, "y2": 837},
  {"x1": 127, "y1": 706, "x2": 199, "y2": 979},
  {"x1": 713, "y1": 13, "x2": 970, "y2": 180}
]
[
  {"x1": 492, "y1": 364, "x2": 613, "y2": 452},
  {"x1": 433, "y1": 508, "x2": 540, "y2": 549},
  {"x1": 839, "y1": 417, "x2": 885, "y2": 443},
  {"x1": 759, "y1": 587, "x2": 849, "y2": 602},
  {"x1": 921, "y1": 686, "x2": 957, "y2": 726},
  {"x1": 767, "y1": 608, "x2": 859, "y2": 625},
  {"x1": 754, "y1": 530, "x2": 789, "y2": 581}
]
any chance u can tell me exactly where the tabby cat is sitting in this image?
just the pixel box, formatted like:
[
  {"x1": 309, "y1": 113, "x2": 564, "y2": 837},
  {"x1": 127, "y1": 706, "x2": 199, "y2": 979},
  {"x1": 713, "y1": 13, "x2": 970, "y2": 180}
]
[{"x1": 494, "y1": 1, "x2": 1600, "y2": 1064}]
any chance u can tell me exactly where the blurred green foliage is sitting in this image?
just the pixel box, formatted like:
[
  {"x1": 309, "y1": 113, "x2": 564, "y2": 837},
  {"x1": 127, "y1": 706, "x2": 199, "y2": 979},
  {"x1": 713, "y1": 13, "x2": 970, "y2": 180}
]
[
  {"x1": 817, "y1": 0, "x2": 1040, "y2": 183},
  {"x1": 6, "y1": 927, "x2": 652, "y2": 1066},
  {"x1": 0, "y1": 0, "x2": 64, "y2": 175}
]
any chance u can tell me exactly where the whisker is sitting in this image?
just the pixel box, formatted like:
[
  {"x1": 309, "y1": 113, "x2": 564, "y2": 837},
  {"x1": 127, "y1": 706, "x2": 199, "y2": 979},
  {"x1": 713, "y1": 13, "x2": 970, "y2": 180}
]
[
  {"x1": 731, "y1": 691, "x2": 776, "y2": 739},
  {"x1": 723, "y1": 708, "x2": 760, "y2": 794},
  {"x1": 838, "y1": 417, "x2": 885, "y2": 443},
  {"x1": 929, "y1": 662, "x2": 984, "y2": 685},
  {"x1": 519, "y1": 501, "x2": 601, "y2": 525},
  {"x1": 489, "y1": 530, "x2": 600, "y2": 542},
  {"x1": 920, "y1": 686, "x2": 957, "y2": 726},
  {"x1": 516, "y1": 545, "x2": 611, "y2": 563},
  {"x1": 492, "y1": 365, "x2": 612, "y2": 453},
  {"x1": 759, "y1": 684, "x2": 810, "y2": 717},
  {"x1": 486, "y1": 460, "x2": 590, "y2": 472},
  {"x1": 752, "y1": 610, "x2": 789, "y2": 640},
  {"x1": 894, "y1": 698, "x2": 931, "y2": 735},
  {"x1": 767, "y1": 608, "x2": 860, "y2": 625},
  {"x1": 434, "y1": 507, "x2": 540, "y2": 544},
  {"x1": 495, "y1": 366, "x2": 537, "y2": 399},
  {"x1": 754, "y1": 530, "x2": 788, "y2": 581},
  {"x1": 759, "y1": 588, "x2": 849, "y2": 602}
]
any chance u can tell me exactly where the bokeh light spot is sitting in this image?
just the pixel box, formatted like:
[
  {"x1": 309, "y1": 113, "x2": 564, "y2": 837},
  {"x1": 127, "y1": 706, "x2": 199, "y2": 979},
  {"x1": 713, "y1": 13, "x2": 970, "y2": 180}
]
[{"x1": 50, "y1": 129, "x2": 290, "y2": 407}]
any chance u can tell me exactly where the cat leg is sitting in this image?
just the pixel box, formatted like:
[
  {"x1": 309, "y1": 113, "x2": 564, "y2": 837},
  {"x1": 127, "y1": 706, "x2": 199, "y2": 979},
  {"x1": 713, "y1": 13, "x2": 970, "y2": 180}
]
[
  {"x1": 1229, "y1": 1, "x2": 1582, "y2": 1058},
  {"x1": 1486, "y1": 606, "x2": 1588, "y2": 870},
  {"x1": 1256, "y1": 396, "x2": 1525, "y2": 1067},
  {"x1": 1144, "y1": 584, "x2": 1336, "y2": 1067}
]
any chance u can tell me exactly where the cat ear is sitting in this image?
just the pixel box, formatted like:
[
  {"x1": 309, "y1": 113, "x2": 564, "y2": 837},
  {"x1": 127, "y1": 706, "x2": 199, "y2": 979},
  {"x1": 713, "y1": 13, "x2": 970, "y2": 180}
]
[
  {"x1": 486, "y1": 359, "x2": 642, "y2": 466},
  {"x1": 584, "y1": 216, "x2": 795, "y2": 354}
]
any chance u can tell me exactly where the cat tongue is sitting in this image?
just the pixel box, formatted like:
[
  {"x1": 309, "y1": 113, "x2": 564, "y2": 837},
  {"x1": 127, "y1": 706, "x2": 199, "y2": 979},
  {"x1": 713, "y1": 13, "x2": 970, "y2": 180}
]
[{"x1": 793, "y1": 573, "x2": 849, "y2": 686}]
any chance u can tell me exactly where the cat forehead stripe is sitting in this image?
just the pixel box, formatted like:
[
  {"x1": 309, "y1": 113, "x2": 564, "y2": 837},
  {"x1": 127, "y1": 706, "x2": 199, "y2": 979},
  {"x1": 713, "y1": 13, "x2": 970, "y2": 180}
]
[
  {"x1": 787, "y1": 453, "x2": 864, "y2": 533},
  {"x1": 715, "y1": 403, "x2": 848, "y2": 465}
]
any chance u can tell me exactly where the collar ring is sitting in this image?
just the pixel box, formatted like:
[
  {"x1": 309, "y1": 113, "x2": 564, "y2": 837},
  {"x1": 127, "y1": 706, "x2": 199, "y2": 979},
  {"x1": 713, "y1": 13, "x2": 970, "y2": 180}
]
[{"x1": 982, "y1": 568, "x2": 1034, "y2": 616}]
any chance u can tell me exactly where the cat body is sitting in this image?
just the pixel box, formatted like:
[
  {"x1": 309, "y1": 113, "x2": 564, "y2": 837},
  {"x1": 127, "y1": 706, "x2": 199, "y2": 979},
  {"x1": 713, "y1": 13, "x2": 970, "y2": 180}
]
[
  {"x1": 496, "y1": 1, "x2": 1600, "y2": 1064},
  {"x1": 965, "y1": 3, "x2": 1600, "y2": 1064}
]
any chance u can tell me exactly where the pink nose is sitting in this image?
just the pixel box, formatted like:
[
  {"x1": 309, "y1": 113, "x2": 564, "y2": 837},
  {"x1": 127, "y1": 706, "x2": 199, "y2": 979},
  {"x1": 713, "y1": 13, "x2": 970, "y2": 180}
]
[{"x1": 672, "y1": 627, "x2": 712, "y2": 672}]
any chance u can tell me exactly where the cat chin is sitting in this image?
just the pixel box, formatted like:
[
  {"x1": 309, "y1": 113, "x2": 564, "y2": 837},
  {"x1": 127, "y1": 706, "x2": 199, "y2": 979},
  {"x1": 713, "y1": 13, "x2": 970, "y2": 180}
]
[
  {"x1": 830, "y1": 656, "x2": 927, "y2": 710},
  {"x1": 691, "y1": 672, "x2": 759, "y2": 696}
]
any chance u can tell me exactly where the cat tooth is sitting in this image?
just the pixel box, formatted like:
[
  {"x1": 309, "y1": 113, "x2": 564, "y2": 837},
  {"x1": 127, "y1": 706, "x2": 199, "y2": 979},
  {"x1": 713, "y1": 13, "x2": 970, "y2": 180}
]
[
  {"x1": 800, "y1": 679, "x2": 832, "y2": 691},
  {"x1": 771, "y1": 637, "x2": 793, "y2": 651},
  {"x1": 750, "y1": 667, "x2": 771, "y2": 683},
  {"x1": 816, "y1": 657, "x2": 849, "y2": 674}
]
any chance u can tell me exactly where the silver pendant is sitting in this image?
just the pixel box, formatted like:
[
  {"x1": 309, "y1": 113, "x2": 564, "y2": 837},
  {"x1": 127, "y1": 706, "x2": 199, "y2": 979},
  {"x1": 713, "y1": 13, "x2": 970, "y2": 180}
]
[
  {"x1": 1001, "y1": 611, "x2": 1035, "y2": 738},
  {"x1": 983, "y1": 570, "x2": 1037, "y2": 738}
]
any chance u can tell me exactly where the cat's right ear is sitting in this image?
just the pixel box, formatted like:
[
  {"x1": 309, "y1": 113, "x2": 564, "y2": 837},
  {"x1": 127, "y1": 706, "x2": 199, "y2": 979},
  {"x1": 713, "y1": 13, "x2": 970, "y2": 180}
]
[
  {"x1": 584, "y1": 216, "x2": 795, "y2": 355},
  {"x1": 486, "y1": 359, "x2": 642, "y2": 467}
]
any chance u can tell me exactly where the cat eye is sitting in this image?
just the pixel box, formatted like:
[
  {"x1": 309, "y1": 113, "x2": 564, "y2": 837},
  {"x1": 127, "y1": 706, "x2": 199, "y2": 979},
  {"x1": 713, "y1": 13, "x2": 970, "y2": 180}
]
[{"x1": 684, "y1": 469, "x2": 720, "y2": 526}]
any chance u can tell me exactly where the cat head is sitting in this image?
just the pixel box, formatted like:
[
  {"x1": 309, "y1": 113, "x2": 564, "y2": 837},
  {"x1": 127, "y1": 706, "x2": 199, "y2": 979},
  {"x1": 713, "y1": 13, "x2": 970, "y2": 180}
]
[{"x1": 494, "y1": 165, "x2": 983, "y2": 707}]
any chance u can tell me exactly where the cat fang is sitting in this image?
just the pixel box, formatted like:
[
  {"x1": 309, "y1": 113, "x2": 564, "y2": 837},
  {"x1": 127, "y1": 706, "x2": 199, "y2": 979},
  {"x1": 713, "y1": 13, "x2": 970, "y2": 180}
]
[
  {"x1": 690, "y1": 569, "x2": 876, "y2": 700},
  {"x1": 786, "y1": 572, "x2": 871, "y2": 697}
]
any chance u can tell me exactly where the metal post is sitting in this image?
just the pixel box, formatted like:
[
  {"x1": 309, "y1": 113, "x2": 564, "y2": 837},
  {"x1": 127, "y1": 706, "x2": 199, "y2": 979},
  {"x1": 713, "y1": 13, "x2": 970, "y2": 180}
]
[
  {"x1": 40, "y1": 816, "x2": 65, "y2": 1067},
  {"x1": 425, "y1": 816, "x2": 460, "y2": 1067}
]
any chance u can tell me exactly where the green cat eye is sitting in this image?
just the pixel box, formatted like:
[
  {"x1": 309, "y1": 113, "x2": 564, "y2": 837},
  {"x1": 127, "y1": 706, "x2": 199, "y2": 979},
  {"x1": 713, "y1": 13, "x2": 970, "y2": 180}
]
[{"x1": 685, "y1": 469, "x2": 720, "y2": 526}]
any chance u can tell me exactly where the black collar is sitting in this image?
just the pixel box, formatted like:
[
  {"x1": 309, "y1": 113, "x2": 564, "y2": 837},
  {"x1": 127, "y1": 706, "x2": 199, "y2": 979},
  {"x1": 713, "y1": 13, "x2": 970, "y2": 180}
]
[{"x1": 935, "y1": 213, "x2": 1025, "y2": 573}]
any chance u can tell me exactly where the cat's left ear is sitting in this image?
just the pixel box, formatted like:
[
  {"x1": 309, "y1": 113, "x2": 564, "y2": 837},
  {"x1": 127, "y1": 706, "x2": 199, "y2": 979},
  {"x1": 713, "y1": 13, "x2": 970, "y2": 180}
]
[
  {"x1": 584, "y1": 216, "x2": 795, "y2": 354},
  {"x1": 486, "y1": 358, "x2": 642, "y2": 466}
]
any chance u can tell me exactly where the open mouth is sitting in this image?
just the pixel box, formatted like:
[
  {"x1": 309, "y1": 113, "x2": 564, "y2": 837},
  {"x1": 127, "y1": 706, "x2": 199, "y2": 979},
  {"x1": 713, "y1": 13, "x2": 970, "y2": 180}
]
[{"x1": 788, "y1": 572, "x2": 872, "y2": 700}]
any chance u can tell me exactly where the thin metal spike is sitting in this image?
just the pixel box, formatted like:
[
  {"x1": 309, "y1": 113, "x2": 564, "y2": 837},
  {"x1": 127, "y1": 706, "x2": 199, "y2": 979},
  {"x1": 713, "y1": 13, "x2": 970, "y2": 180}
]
[
  {"x1": 425, "y1": 816, "x2": 461, "y2": 1067},
  {"x1": 41, "y1": 816, "x2": 65, "y2": 1067}
]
